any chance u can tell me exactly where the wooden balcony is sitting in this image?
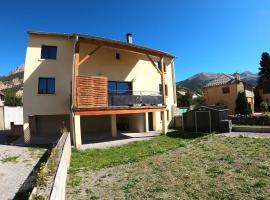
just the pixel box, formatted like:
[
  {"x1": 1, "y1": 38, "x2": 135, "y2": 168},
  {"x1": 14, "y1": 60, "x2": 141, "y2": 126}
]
[{"x1": 74, "y1": 76, "x2": 165, "y2": 115}]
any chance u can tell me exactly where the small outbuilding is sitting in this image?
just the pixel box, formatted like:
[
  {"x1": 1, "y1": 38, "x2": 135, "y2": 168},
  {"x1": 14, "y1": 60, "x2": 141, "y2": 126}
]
[{"x1": 183, "y1": 105, "x2": 231, "y2": 133}]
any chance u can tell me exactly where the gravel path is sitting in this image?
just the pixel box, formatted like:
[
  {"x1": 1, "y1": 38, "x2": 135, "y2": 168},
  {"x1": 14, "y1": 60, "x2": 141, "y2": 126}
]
[
  {"x1": 0, "y1": 145, "x2": 46, "y2": 200},
  {"x1": 221, "y1": 132, "x2": 270, "y2": 138}
]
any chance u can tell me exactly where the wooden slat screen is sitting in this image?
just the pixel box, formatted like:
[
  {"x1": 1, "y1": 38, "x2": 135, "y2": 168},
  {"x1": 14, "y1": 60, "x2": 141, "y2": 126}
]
[{"x1": 76, "y1": 76, "x2": 108, "y2": 108}]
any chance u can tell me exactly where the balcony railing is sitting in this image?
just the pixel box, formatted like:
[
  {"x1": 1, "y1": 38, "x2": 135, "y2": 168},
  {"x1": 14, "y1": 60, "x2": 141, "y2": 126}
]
[
  {"x1": 75, "y1": 76, "x2": 163, "y2": 109},
  {"x1": 108, "y1": 90, "x2": 163, "y2": 106}
]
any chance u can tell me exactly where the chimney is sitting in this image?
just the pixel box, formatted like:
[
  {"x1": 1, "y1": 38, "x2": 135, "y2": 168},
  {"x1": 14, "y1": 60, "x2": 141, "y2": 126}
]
[
  {"x1": 234, "y1": 73, "x2": 240, "y2": 81},
  {"x1": 126, "y1": 33, "x2": 133, "y2": 44}
]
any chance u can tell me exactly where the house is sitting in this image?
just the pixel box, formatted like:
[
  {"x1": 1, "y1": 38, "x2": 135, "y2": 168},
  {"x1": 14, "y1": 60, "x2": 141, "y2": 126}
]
[
  {"x1": 204, "y1": 73, "x2": 254, "y2": 115},
  {"x1": 23, "y1": 31, "x2": 176, "y2": 147},
  {"x1": 0, "y1": 91, "x2": 5, "y2": 106},
  {"x1": 177, "y1": 90, "x2": 201, "y2": 99}
]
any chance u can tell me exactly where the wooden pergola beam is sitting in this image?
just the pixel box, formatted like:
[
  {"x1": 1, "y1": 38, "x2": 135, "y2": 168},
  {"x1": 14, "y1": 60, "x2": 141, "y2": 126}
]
[
  {"x1": 160, "y1": 57, "x2": 166, "y2": 105},
  {"x1": 78, "y1": 46, "x2": 101, "y2": 66},
  {"x1": 146, "y1": 55, "x2": 161, "y2": 74}
]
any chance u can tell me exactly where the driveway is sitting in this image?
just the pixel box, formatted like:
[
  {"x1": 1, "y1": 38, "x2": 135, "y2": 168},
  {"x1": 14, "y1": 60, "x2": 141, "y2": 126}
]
[{"x1": 0, "y1": 144, "x2": 46, "y2": 200}]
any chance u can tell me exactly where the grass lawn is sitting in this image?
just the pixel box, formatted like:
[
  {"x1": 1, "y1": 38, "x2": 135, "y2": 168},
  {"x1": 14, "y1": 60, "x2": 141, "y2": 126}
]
[{"x1": 66, "y1": 132, "x2": 270, "y2": 200}]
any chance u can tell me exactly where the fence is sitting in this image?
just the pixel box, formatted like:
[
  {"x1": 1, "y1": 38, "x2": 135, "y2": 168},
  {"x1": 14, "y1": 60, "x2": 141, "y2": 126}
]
[{"x1": 0, "y1": 106, "x2": 23, "y2": 130}]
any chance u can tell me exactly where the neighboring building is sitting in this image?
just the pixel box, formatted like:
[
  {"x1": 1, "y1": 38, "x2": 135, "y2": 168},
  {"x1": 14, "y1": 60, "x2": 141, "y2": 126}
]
[
  {"x1": 204, "y1": 73, "x2": 254, "y2": 115},
  {"x1": 23, "y1": 31, "x2": 176, "y2": 146},
  {"x1": 0, "y1": 91, "x2": 5, "y2": 106},
  {"x1": 177, "y1": 89, "x2": 201, "y2": 99}
]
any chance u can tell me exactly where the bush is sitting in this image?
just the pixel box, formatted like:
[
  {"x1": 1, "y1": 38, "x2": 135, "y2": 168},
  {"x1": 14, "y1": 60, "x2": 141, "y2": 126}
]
[
  {"x1": 260, "y1": 101, "x2": 268, "y2": 112},
  {"x1": 4, "y1": 91, "x2": 22, "y2": 106},
  {"x1": 235, "y1": 92, "x2": 251, "y2": 115}
]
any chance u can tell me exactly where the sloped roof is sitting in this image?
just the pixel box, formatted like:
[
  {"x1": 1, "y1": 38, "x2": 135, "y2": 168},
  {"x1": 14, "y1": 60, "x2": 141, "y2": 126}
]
[
  {"x1": 204, "y1": 74, "x2": 238, "y2": 87},
  {"x1": 28, "y1": 31, "x2": 175, "y2": 59}
]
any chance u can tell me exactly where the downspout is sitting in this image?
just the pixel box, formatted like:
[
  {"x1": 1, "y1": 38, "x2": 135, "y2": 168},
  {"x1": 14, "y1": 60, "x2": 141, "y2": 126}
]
[
  {"x1": 170, "y1": 58, "x2": 177, "y2": 105},
  {"x1": 71, "y1": 35, "x2": 79, "y2": 148}
]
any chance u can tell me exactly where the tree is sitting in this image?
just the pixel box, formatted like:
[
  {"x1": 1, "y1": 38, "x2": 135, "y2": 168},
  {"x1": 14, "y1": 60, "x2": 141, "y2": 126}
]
[
  {"x1": 4, "y1": 91, "x2": 22, "y2": 106},
  {"x1": 192, "y1": 96, "x2": 206, "y2": 107},
  {"x1": 235, "y1": 92, "x2": 251, "y2": 115},
  {"x1": 254, "y1": 87, "x2": 263, "y2": 112},
  {"x1": 260, "y1": 101, "x2": 268, "y2": 113},
  {"x1": 258, "y1": 52, "x2": 270, "y2": 84},
  {"x1": 177, "y1": 91, "x2": 192, "y2": 107}
]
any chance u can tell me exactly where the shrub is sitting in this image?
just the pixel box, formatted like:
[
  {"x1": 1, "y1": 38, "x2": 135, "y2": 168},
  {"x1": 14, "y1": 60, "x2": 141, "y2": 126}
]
[
  {"x1": 4, "y1": 91, "x2": 22, "y2": 106},
  {"x1": 260, "y1": 101, "x2": 268, "y2": 112},
  {"x1": 235, "y1": 92, "x2": 251, "y2": 115}
]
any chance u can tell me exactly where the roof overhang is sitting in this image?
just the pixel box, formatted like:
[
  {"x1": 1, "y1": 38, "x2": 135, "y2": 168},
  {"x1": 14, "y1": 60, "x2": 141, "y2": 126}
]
[{"x1": 28, "y1": 31, "x2": 175, "y2": 59}]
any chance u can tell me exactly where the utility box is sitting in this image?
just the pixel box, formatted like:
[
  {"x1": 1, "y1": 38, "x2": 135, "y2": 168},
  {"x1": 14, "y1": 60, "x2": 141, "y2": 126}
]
[{"x1": 183, "y1": 105, "x2": 231, "y2": 133}]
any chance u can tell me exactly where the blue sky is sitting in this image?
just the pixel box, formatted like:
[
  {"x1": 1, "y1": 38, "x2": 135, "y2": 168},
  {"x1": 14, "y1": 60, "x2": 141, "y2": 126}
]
[{"x1": 0, "y1": 0, "x2": 269, "y2": 81}]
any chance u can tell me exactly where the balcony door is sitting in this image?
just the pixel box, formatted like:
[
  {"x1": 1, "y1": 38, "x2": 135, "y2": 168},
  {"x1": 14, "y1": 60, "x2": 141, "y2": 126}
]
[{"x1": 108, "y1": 81, "x2": 132, "y2": 95}]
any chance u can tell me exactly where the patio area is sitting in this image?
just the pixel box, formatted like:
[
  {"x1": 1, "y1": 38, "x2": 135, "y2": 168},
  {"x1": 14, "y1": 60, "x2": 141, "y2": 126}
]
[{"x1": 79, "y1": 131, "x2": 162, "y2": 150}]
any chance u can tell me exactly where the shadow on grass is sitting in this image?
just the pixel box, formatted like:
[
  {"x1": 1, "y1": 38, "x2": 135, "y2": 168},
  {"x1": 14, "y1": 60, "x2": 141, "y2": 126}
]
[{"x1": 166, "y1": 129, "x2": 209, "y2": 139}]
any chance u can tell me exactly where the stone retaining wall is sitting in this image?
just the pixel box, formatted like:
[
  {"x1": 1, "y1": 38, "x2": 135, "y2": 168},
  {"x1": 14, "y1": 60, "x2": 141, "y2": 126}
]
[
  {"x1": 232, "y1": 126, "x2": 270, "y2": 133},
  {"x1": 230, "y1": 115, "x2": 270, "y2": 126},
  {"x1": 29, "y1": 132, "x2": 71, "y2": 200}
]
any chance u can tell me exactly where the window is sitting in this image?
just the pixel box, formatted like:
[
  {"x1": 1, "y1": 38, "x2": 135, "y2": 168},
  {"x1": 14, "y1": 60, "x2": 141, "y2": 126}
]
[
  {"x1": 222, "y1": 87, "x2": 230, "y2": 94},
  {"x1": 41, "y1": 45, "x2": 57, "y2": 59},
  {"x1": 38, "y1": 78, "x2": 55, "y2": 94},
  {"x1": 159, "y1": 84, "x2": 168, "y2": 96},
  {"x1": 116, "y1": 53, "x2": 120, "y2": 60},
  {"x1": 108, "y1": 81, "x2": 132, "y2": 94}
]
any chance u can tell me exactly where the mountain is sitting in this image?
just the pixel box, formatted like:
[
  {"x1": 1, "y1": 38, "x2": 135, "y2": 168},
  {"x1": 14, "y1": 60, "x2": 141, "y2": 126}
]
[
  {"x1": 177, "y1": 71, "x2": 258, "y2": 92},
  {"x1": 0, "y1": 64, "x2": 24, "y2": 97}
]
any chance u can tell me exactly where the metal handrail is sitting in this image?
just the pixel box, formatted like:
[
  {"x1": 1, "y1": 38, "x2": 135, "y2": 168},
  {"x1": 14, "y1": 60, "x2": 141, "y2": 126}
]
[{"x1": 108, "y1": 90, "x2": 161, "y2": 96}]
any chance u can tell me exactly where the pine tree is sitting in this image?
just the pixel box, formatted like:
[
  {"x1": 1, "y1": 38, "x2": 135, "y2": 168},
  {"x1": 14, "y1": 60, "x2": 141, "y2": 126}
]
[
  {"x1": 235, "y1": 92, "x2": 251, "y2": 115},
  {"x1": 258, "y1": 52, "x2": 270, "y2": 84}
]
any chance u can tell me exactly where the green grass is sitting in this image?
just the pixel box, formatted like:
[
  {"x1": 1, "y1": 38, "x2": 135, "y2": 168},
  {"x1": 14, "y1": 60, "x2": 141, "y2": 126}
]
[
  {"x1": 264, "y1": 112, "x2": 270, "y2": 117},
  {"x1": 67, "y1": 133, "x2": 270, "y2": 199},
  {"x1": 69, "y1": 131, "x2": 204, "y2": 173},
  {"x1": 1, "y1": 156, "x2": 19, "y2": 163}
]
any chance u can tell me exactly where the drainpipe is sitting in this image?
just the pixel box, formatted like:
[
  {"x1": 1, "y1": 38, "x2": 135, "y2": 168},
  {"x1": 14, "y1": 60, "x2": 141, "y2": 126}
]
[
  {"x1": 170, "y1": 57, "x2": 177, "y2": 105},
  {"x1": 71, "y1": 35, "x2": 79, "y2": 148}
]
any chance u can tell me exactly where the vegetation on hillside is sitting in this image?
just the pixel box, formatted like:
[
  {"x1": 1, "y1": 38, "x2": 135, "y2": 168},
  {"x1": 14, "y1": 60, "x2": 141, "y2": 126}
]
[
  {"x1": 0, "y1": 71, "x2": 24, "y2": 82},
  {"x1": 4, "y1": 91, "x2": 22, "y2": 106}
]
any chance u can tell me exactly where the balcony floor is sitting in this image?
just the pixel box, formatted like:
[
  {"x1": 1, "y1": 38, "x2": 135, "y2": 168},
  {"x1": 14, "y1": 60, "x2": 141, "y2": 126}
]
[{"x1": 74, "y1": 105, "x2": 166, "y2": 116}]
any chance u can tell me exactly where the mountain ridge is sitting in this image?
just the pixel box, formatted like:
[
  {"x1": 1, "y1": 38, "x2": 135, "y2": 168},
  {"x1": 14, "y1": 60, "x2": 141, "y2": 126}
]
[{"x1": 177, "y1": 71, "x2": 258, "y2": 92}]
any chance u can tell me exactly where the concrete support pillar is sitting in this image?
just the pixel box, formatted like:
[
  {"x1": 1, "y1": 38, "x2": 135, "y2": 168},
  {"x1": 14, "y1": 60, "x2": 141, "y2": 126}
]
[
  {"x1": 145, "y1": 112, "x2": 149, "y2": 132},
  {"x1": 111, "y1": 114, "x2": 117, "y2": 137},
  {"x1": 153, "y1": 112, "x2": 158, "y2": 131},
  {"x1": 162, "y1": 111, "x2": 168, "y2": 134},
  {"x1": 74, "y1": 115, "x2": 82, "y2": 146}
]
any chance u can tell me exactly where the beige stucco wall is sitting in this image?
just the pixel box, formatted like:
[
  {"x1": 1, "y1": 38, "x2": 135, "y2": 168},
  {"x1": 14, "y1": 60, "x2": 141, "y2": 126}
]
[
  {"x1": 23, "y1": 34, "x2": 73, "y2": 123},
  {"x1": 205, "y1": 82, "x2": 254, "y2": 115},
  {"x1": 23, "y1": 34, "x2": 176, "y2": 134},
  {"x1": 205, "y1": 84, "x2": 238, "y2": 115}
]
